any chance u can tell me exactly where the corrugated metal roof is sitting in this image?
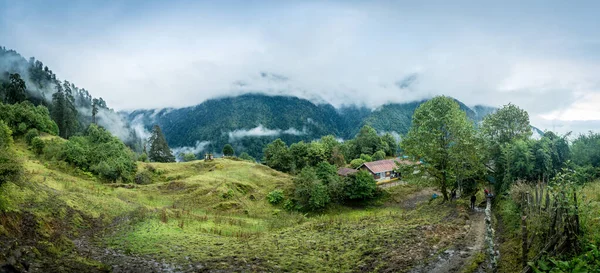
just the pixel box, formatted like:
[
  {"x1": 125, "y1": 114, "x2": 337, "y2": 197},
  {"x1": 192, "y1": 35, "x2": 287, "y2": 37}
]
[
  {"x1": 337, "y1": 167, "x2": 358, "y2": 176},
  {"x1": 361, "y1": 158, "x2": 415, "y2": 174}
]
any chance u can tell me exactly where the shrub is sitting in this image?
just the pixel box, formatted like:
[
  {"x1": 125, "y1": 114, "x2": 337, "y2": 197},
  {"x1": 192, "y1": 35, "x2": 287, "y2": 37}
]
[
  {"x1": 31, "y1": 137, "x2": 45, "y2": 155},
  {"x1": 344, "y1": 170, "x2": 377, "y2": 201},
  {"x1": 0, "y1": 121, "x2": 12, "y2": 148},
  {"x1": 138, "y1": 153, "x2": 148, "y2": 162},
  {"x1": 182, "y1": 153, "x2": 196, "y2": 162},
  {"x1": 0, "y1": 102, "x2": 58, "y2": 135},
  {"x1": 372, "y1": 150, "x2": 386, "y2": 161},
  {"x1": 134, "y1": 171, "x2": 153, "y2": 185},
  {"x1": 222, "y1": 144, "x2": 234, "y2": 157},
  {"x1": 25, "y1": 128, "x2": 39, "y2": 145},
  {"x1": 350, "y1": 158, "x2": 365, "y2": 169},
  {"x1": 239, "y1": 152, "x2": 255, "y2": 162},
  {"x1": 267, "y1": 190, "x2": 284, "y2": 205},
  {"x1": 0, "y1": 148, "x2": 23, "y2": 187},
  {"x1": 293, "y1": 167, "x2": 331, "y2": 211},
  {"x1": 360, "y1": 154, "x2": 373, "y2": 162}
]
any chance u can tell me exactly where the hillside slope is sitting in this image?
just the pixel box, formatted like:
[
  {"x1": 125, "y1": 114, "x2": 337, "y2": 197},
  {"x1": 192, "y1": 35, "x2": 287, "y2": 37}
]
[{"x1": 1, "y1": 138, "x2": 483, "y2": 272}]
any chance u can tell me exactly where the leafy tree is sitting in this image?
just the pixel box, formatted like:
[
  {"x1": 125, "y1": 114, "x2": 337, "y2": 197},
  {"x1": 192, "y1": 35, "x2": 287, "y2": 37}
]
[
  {"x1": 381, "y1": 133, "x2": 397, "y2": 156},
  {"x1": 3, "y1": 73, "x2": 27, "y2": 104},
  {"x1": 320, "y1": 135, "x2": 339, "y2": 162},
  {"x1": 401, "y1": 96, "x2": 481, "y2": 201},
  {"x1": 344, "y1": 170, "x2": 377, "y2": 201},
  {"x1": 360, "y1": 154, "x2": 373, "y2": 162},
  {"x1": 239, "y1": 152, "x2": 255, "y2": 162},
  {"x1": 307, "y1": 141, "x2": 327, "y2": 166},
  {"x1": 289, "y1": 141, "x2": 310, "y2": 171},
  {"x1": 263, "y1": 139, "x2": 293, "y2": 172},
  {"x1": 354, "y1": 125, "x2": 381, "y2": 156},
  {"x1": 138, "y1": 152, "x2": 148, "y2": 162},
  {"x1": 148, "y1": 125, "x2": 175, "y2": 163},
  {"x1": 0, "y1": 102, "x2": 58, "y2": 136},
  {"x1": 372, "y1": 150, "x2": 386, "y2": 161},
  {"x1": 330, "y1": 146, "x2": 346, "y2": 167},
  {"x1": 571, "y1": 132, "x2": 600, "y2": 168},
  {"x1": 350, "y1": 158, "x2": 365, "y2": 169},
  {"x1": 480, "y1": 103, "x2": 532, "y2": 192},
  {"x1": 222, "y1": 144, "x2": 234, "y2": 157},
  {"x1": 293, "y1": 167, "x2": 330, "y2": 211},
  {"x1": 182, "y1": 153, "x2": 196, "y2": 162}
]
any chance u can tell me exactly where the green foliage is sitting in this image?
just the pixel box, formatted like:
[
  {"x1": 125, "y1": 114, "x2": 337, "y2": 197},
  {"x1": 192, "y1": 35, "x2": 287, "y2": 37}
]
[
  {"x1": 239, "y1": 152, "x2": 255, "y2": 162},
  {"x1": 31, "y1": 137, "x2": 45, "y2": 155},
  {"x1": 381, "y1": 133, "x2": 398, "y2": 156},
  {"x1": 571, "y1": 132, "x2": 600, "y2": 180},
  {"x1": 2, "y1": 73, "x2": 27, "y2": 104},
  {"x1": 138, "y1": 152, "x2": 148, "y2": 162},
  {"x1": 0, "y1": 123, "x2": 22, "y2": 188},
  {"x1": 263, "y1": 139, "x2": 293, "y2": 173},
  {"x1": 48, "y1": 124, "x2": 137, "y2": 182},
  {"x1": 266, "y1": 190, "x2": 284, "y2": 205},
  {"x1": 222, "y1": 144, "x2": 234, "y2": 157},
  {"x1": 24, "y1": 128, "x2": 39, "y2": 145},
  {"x1": 401, "y1": 96, "x2": 482, "y2": 201},
  {"x1": 372, "y1": 150, "x2": 386, "y2": 161},
  {"x1": 344, "y1": 170, "x2": 378, "y2": 201},
  {"x1": 0, "y1": 101, "x2": 58, "y2": 136},
  {"x1": 148, "y1": 125, "x2": 175, "y2": 163},
  {"x1": 182, "y1": 153, "x2": 196, "y2": 162},
  {"x1": 51, "y1": 82, "x2": 79, "y2": 139},
  {"x1": 350, "y1": 158, "x2": 365, "y2": 169},
  {"x1": 0, "y1": 120, "x2": 12, "y2": 148},
  {"x1": 134, "y1": 171, "x2": 153, "y2": 185},
  {"x1": 360, "y1": 153, "x2": 373, "y2": 162},
  {"x1": 293, "y1": 168, "x2": 330, "y2": 211},
  {"x1": 354, "y1": 125, "x2": 381, "y2": 156}
]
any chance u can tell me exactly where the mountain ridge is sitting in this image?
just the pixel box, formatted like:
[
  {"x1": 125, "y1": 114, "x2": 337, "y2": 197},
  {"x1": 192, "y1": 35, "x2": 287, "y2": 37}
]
[{"x1": 125, "y1": 93, "x2": 496, "y2": 159}]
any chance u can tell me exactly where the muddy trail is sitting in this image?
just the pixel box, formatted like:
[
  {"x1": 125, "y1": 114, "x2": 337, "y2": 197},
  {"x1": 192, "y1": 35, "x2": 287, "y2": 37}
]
[{"x1": 409, "y1": 207, "x2": 486, "y2": 273}]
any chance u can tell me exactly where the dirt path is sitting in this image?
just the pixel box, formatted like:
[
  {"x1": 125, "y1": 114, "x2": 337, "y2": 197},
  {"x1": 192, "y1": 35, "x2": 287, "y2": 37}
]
[
  {"x1": 409, "y1": 208, "x2": 486, "y2": 273},
  {"x1": 400, "y1": 188, "x2": 438, "y2": 209}
]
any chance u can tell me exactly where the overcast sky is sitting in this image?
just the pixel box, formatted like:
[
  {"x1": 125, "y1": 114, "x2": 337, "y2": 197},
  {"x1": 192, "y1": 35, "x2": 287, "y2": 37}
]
[{"x1": 2, "y1": 0, "x2": 600, "y2": 134}]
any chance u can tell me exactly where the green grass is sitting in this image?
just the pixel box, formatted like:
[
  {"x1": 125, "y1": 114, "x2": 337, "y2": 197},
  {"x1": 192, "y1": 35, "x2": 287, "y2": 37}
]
[{"x1": 1, "y1": 140, "x2": 473, "y2": 272}]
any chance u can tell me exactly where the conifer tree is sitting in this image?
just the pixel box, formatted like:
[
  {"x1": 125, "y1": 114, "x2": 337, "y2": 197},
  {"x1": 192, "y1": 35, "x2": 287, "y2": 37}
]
[
  {"x1": 92, "y1": 98, "x2": 99, "y2": 124},
  {"x1": 4, "y1": 73, "x2": 27, "y2": 104},
  {"x1": 148, "y1": 125, "x2": 175, "y2": 162}
]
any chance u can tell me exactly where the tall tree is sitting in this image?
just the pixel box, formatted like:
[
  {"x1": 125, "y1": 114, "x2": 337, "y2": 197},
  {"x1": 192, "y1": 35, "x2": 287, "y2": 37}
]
[
  {"x1": 51, "y1": 84, "x2": 66, "y2": 137},
  {"x1": 91, "y1": 98, "x2": 99, "y2": 124},
  {"x1": 4, "y1": 73, "x2": 27, "y2": 104},
  {"x1": 263, "y1": 138, "x2": 293, "y2": 173},
  {"x1": 480, "y1": 103, "x2": 532, "y2": 191},
  {"x1": 62, "y1": 81, "x2": 78, "y2": 138},
  {"x1": 222, "y1": 144, "x2": 234, "y2": 157},
  {"x1": 148, "y1": 125, "x2": 175, "y2": 162},
  {"x1": 401, "y1": 96, "x2": 481, "y2": 201}
]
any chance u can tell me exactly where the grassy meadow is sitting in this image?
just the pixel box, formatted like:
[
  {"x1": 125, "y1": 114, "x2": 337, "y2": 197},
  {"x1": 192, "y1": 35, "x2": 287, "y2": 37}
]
[{"x1": 1, "y1": 139, "x2": 475, "y2": 272}]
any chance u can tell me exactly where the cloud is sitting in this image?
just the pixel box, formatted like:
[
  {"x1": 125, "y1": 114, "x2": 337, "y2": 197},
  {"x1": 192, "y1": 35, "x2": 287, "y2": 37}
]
[
  {"x1": 171, "y1": 141, "x2": 211, "y2": 161},
  {"x1": 2, "y1": 1, "x2": 600, "y2": 134},
  {"x1": 228, "y1": 125, "x2": 306, "y2": 141}
]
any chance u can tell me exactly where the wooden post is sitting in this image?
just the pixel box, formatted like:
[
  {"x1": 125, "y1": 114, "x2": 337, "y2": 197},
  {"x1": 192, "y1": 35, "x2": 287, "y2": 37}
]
[{"x1": 522, "y1": 215, "x2": 528, "y2": 268}]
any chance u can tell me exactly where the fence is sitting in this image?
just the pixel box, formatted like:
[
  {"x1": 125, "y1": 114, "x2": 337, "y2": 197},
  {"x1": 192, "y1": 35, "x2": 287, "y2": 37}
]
[{"x1": 519, "y1": 183, "x2": 581, "y2": 273}]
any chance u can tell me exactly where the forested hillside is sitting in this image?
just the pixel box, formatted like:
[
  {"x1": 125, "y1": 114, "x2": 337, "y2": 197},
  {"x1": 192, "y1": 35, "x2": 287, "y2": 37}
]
[
  {"x1": 0, "y1": 46, "x2": 143, "y2": 152},
  {"x1": 126, "y1": 94, "x2": 495, "y2": 159}
]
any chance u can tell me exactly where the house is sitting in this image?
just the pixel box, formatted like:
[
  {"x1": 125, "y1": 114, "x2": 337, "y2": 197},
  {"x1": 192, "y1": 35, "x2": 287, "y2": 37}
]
[
  {"x1": 337, "y1": 167, "x2": 358, "y2": 177},
  {"x1": 357, "y1": 158, "x2": 416, "y2": 181}
]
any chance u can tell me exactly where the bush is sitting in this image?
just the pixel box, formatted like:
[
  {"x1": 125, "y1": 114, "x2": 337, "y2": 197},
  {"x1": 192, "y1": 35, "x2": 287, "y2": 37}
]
[
  {"x1": 372, "y1": 150, "x2": 386, "y2": 161},
  {"x1": 344, "y1": 170, "x2": 378, "y2": 201},
  {"x1": 0, "y1": 148, "x2": 23, "y2": 187},
  {"x1": 350, "y1": 158, "x2": 365, "y2": 169},
  {"x1": 0, "y1": 102, "x2": 58, "y2": 136},
  {"x1": 134, "y1": 171, "x2": 153, "y2": 185},
  {"x1": 293, "y1": 167, "x2": 330, "y2": 211},
  {"x1": 182, "y1": 153, "x2": 196, "y2": 162},
  {"x1": 31, "y1": 137, "x2": 45, "y2": 155},
  {"x1": 222, "y1": 144, "x2": 234, "y2": 157},
  {"x1": 239, "y1": 152, "x2": 255, "y2": 162},
  {"x1": 138, "y1": 153, "x2": 148, "y2": 162},
  {"x1": 360, "y1": 154, "x2": 373, "y2": 162},
  {"x1": 25, "y1": 128, "x2": 39, "y2": 145},
  {"x1": 0, "y1": 121, "x2": 12, "y2": 148},
  {"x1": 267, "y1": 190, "x2": 284, "y2": 205}
]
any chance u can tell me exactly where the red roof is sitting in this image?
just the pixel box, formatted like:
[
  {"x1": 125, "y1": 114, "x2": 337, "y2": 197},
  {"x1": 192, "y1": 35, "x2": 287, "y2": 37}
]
[
  {"x1": 360, "y1": 158, "x2": 415, "y2": 174},
  {"x1": 337, "y1": 167, "x2": 358, "y2": 176}
]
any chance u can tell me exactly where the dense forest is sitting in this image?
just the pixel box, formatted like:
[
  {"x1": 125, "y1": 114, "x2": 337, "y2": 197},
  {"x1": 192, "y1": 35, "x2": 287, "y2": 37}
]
[
  {"x1": 0, "y1": 46, "x2": 143, "y2": 152},
  {"x1": 125, "y1": 94, "x2": 502, "y2": 159}
]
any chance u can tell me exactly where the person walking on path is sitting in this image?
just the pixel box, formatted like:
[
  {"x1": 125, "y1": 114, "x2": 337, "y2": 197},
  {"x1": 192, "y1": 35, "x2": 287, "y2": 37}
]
[{"x1": 470, "y1": 194, "x2": 476, "y2": 210}]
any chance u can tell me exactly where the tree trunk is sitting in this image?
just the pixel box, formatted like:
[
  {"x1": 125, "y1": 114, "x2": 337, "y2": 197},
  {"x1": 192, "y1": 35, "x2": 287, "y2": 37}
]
[{"x1": 441, "y1": 171, "x2": 448, "y2": 201}]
